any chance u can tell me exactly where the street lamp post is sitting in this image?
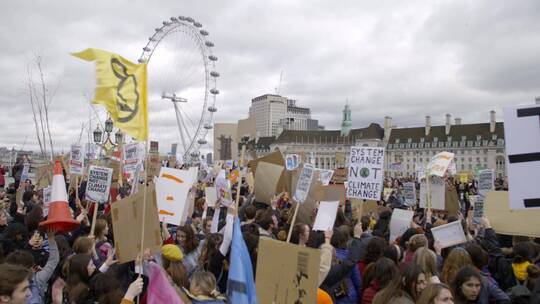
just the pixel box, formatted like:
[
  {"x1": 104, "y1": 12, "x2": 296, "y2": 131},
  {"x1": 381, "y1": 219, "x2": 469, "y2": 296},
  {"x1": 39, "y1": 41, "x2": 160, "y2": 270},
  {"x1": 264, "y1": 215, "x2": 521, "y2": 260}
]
[{"x1": 93, "y1": 117, "x2": 124, "y2": 159}]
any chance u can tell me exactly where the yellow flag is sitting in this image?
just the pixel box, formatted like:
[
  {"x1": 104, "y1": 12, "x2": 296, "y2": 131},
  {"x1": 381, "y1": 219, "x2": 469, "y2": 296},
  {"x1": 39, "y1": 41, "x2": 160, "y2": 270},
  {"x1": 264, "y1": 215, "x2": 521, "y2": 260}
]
[{"x1": 72, "y1": 48, "x2": 148, "y2": 141}]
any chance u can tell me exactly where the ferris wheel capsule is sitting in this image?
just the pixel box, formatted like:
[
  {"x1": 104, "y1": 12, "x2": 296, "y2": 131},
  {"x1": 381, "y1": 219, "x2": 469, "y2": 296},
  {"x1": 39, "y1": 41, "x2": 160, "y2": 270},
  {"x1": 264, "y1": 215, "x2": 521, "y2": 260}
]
[
  {"x1": 210, "y1": 89, "x2": 219, "y2": 95},
  {"x1": 210, "y1": 71, "x2": 220, "y2": 77},
  {"x1": 208, "y1": 106, "x2": 217, "y2": 112},
  {"x1": 205, "y1": 41, "x2": 214, "y2": 47},
  {"x1": 204, "y1": 124, "x2": 213, "y2": 130},
  {"x1": 186, "y1": 17, "x2": 194, "y2": 23},
  {"x1": 200, "y1": 30, "x2": 209, "y2": 36},
  {"x1": 197, "y1": 139, "x2": 207, "y2": 145},
  {"x1": 193, "y1": 22, "x2": 202, "y2": 28},
  {"x1": 163, "y1": 21, "x2": 171, "y2": 26},
  {"x1": 208, "y1": 55, "x2": 218, "y2": 61},
  {"x1": 171, "y1": 17, "x2": 178, "y2": 22},
  {"x1": 178, "y1": 16, "x2": 187, "y2": 21}
]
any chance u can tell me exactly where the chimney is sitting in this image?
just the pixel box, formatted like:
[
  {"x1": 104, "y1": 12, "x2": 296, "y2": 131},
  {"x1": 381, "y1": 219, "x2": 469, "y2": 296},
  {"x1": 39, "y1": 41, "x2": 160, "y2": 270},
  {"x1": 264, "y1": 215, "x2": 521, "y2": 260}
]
[
  {"x1": 454, "y1": 117, "x2": 462, "y2": 125},
  {"x1": 490, "y1": 110, "x2": 496, "y2": 133},
  {"x1": 445, "y1": 113, "x2": 451, "y2": 135},
  {"x1": 384, "y1": 116, "x2": 392, "y2": 140},
  {"x1": 425, "y1": 115, "x2": 431, "y2": 136}
]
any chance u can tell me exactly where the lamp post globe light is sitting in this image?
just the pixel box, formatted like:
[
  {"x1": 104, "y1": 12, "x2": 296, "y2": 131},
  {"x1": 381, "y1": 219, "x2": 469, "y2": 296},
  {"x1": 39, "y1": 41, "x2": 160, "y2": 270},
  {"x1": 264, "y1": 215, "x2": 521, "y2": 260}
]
[{"x1": 93, "y1": 117, "x2": 124, "y2": 158}]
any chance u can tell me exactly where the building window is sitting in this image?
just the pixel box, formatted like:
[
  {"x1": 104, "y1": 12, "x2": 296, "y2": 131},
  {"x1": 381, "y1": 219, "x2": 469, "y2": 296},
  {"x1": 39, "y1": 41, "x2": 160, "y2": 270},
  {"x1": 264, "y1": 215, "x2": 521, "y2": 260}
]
[
  {"x1": 484, "y1": 157, "x2": 488, "y2": 162},
  {"x1": 461, "y1": 136, "x2": 466, "y2": 141},
  {"x1": 447, "y1": 136, "x2": 452, "y2": 142},
  {"x1": 492, "y1": 134, "x2": 497, "y2": 140},
  {"x1": 395, "y1": 139, "x2": 400, "y2": 144},
  {"x1": 461, "y1": 164, "x2": 465, "y2": 170},
  {"x1": 497, "y1": 139, "x2": 504, "y2": 145},
  {"x1": 476, "y1": 157, "x2": 480, "y2": 162},
  {"x1": 413, "y1": 158, "x2": 416, "y2": 162},
  {"x1": 468, "y1": 164, "x2": 473, "y2": 170},
  {"x1": 476, "y1": 135, "x2": 482, "y2": 141},
  {"x1": 434, "y1": 137, "x2": 438, "y2": 142},
  {"x1": 420, "y1": 137, "x2": 425, "y2": 143},
  {"x1": 407, "y1": 138, "x2": 412, "y2": 143},
  {"x1": 468, "y1": 157, "x2": 472, "y2": 162}
]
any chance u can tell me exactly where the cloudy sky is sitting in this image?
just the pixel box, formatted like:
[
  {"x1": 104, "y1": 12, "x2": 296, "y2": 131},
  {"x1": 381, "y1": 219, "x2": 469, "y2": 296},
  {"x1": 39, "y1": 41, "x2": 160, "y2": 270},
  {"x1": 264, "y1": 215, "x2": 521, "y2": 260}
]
[{"x1": 1, "y1": 0, "x2": 538, "y2": 156}]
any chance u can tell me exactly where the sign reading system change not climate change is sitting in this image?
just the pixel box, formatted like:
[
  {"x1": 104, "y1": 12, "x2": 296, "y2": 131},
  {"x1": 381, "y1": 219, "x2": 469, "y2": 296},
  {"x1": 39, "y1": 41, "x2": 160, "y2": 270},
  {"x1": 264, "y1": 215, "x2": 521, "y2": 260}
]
[{"x1": 347, "y1": 147, "x2": 385, "y2": 200}]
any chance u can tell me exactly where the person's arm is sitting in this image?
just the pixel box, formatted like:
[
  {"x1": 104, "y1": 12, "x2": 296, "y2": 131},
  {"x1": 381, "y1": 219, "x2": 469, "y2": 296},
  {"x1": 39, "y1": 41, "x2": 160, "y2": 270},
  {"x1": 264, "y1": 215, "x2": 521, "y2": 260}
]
[
  {"x1": 122, "y1": 277, "x2": 144, "y2": 304},
  {"x1": 99, "y1": 248, "x2": 118, "y2": 273},
  {"x1": 35, "y1": 231, "x2": 59, "y2": 288},
  {"x1": 484, "y1": 279, "x2": 511, "y2": 304},
  {"x1": 219, "y1": 213, "x2": 234, "y2": 256},
  {"x1": 318, "y1": 230, "x2": 333, "y2": 286}
]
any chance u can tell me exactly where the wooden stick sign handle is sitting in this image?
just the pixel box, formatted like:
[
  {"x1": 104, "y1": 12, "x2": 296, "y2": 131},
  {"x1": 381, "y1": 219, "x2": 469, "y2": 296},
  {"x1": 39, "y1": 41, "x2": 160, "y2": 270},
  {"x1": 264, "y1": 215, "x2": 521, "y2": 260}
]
[
  {"x1": 286, "y1": 202, "x2": 300, "y2": 243},
  {"x1": 89, "y1": 201, "x2": 99, "y2": 237}
]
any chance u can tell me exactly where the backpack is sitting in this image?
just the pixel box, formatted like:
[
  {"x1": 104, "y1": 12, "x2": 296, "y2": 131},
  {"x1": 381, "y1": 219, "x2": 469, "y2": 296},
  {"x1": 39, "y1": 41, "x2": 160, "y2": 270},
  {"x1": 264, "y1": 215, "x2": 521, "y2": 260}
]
[{"x1": 506, "y1": 278, "x2": 531, "y2": 304}]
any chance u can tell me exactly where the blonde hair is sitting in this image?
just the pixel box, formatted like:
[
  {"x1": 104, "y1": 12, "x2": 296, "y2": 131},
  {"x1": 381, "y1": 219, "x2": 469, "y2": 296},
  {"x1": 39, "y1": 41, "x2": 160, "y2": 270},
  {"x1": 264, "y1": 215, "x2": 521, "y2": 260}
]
[
  {"x1": 190, "y1": 270, "x2": 220, "y2": 297},
  {"x1": 408, "y1": 234, "x2": 428, "y2": 252},
  {"x1": 73, "y1": 237, "x2": 93, "y2": 254},
  {"x1": 414, "y1": 247, "x2": 438, "y2": 278}
]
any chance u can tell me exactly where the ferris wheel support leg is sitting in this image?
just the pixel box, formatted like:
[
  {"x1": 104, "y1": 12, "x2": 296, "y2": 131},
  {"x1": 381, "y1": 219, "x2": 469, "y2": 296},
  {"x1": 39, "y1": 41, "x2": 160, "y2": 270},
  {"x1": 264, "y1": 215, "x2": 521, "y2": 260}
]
[{"x1": 173, "y1": 102, "x2": 188, "y2": 157}]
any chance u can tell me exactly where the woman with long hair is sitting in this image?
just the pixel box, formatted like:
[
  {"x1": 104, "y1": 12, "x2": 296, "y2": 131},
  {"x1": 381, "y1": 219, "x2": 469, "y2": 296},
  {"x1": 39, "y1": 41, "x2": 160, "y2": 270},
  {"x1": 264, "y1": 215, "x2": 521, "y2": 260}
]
[
  {"x1": 361, "y1": 257, "x2": 398, "y2": 304},
  {"x1": 64, "y1": 254, "x2": 96, "y2": 303},
  {"x1": 176, "y1": 224, "x2": 202, "y2": 275},
  {"x1": 161, "y1": 244, "x2": 190, "y2": 289},
  {"x1": 417, "y1": 283, "x2": 454, "y2": 304},
  {"x1": 441, "y1": 248, "x2": 472, "y2": 285},
  {"x1": 186, "y1": 270, "x2": 226, "y2": 303},
  {"x1": 289, "y1": 223, "x2": 310, "y2": 246},
  {"x1": 414, "y1": 247, "x2": 440, "y2": 284},
  {"x1": 358, "y1": 236, "x2": 386, "y2": 275},
  {"x1": 373, "y1": 263, "x2": 427, "y2": 304},
  {"x1": 93, "y1": 219, "x2": 112, "y2": 266},
  {"x1": 452, "y1": 266, "x2": 510, "y2": 304}
]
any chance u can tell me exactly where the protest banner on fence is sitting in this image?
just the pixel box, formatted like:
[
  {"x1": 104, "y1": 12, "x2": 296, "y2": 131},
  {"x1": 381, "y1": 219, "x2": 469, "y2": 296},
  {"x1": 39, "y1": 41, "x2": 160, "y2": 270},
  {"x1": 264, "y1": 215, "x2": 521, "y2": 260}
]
[
  {"x1": 111, "y1": 184, "x2": 161, "y2": 263},
  {"x1": 426, "y1": 152, "x2": 454, "y2": 177},
  {"x1": 313, "y1": 201, "x2": 339, "y2": 231},
  {"x1": 485, "y1": 191, "x2": 540, "y2": 237},
  {"x1": 419, "y1": 177, "x2": 445, "y2": 210},
  {"x1": 85, "y1": 166, "x2": 113, "y2": 203},
  {"x1": 346, "y1": 146, "x2": 385, "y2": 200},
  {"x1": 69, "y1": 145, "x2": 84, "y2": 175},
  {"x1": 431, "y1": 220, "x2": 467, "y2": 249},
  {"x1": 293, "y1": 163, "x2": 315, "y2": 204},
  {"x1": 254, "y1": 161, "x2": 284, "y2": 204},
  {"x1": 123, "y1": 142, "x2": 141, "y2": 175},
  {"x1": 256, "y1": 238, "x2": 320, "y2": 304},
  {"x1": 215, "y1": 170, "x2": 233, "y2": 206},
  {"x1": 156, "y1": 167, "x2": 195, "y2": 225},
  {"x1": 474, "y1": 169, "x2": 494, "y2": 220},
  {"x1": 403, "y1": 182, "x2": 416, "y2": 206},
  {"x1": 503, "y1": 104, "x2": 540, "y2": 209},
  {"x1": 205, "y1": 186, "x2": 217, "y2": 207},
  {"x1": 285, "y1": 154, "x2": 299, "y2": 170},
  {"x1": 390, "y1": 209, "x2": 415, "y2": 243}
]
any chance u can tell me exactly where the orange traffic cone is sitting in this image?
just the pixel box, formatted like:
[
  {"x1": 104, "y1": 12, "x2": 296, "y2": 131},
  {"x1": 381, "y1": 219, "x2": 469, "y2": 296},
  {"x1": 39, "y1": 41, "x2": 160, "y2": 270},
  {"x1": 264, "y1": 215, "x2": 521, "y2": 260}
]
[{"x1": 39, "y1": 160, "x2": 80, "y2": 233}]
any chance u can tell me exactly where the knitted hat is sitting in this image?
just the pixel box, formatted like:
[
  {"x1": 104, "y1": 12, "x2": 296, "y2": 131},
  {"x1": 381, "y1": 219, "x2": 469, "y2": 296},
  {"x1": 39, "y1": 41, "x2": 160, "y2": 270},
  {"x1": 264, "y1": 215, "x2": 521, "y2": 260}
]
[
  {"x1": 161, "y1": 244, "x2": 183, "y2": 262},
  {"x1": 317, "y1": 288, "x2": 333, "y2": 304}
]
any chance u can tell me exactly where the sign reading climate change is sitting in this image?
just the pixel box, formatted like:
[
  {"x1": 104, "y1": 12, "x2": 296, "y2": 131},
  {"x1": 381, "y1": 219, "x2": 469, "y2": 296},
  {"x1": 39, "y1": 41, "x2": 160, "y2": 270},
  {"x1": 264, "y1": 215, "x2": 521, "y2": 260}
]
[
  {"x1": 85, "y1": 166, "x2": 113, "y2": 203},
  {"x1": 347, "y1": 147, "x2": 385, "y2": 200}
]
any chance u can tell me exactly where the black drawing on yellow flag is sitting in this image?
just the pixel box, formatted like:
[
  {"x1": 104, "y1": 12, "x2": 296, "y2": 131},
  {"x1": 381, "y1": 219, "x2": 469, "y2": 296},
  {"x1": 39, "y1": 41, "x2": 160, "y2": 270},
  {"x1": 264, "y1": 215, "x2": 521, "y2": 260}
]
[{"x1": 111, "y1": 57, "x2": 139, "y2": 123}]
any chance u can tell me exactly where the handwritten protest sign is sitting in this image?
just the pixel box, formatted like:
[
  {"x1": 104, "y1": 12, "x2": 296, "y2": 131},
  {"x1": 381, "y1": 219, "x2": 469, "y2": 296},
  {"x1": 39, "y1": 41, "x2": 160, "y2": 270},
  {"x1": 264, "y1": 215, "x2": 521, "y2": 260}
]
[
  {"x1": 389, "y1": 162, "x2": 402, "y2": 171},
  {"x1": 256, "y1": 239, "x2": 320, "y2": 304},
  {"x1": 503, "y1": 104, "x2": 540, "y2": 209},
  {"x1": 419, "y1": 177, "x2": 445, "y2": 210},
  {"x1": 346, "y1": 147, "x2": 385, "y2": 200},
  {"x1": 427, "y1": 152, "x2": 454, "y2": 177},
  {"x1": 42, "y1": 186, "x2": 52, "y2": 217},
  {"x1": 474, "y1": 169, "x2": 494, "y2": 220},
  {"x1": 156, "y1": 167, "x2": 195, "y2": 225},
  {"x1": 431, "y1": 220, "x2": 467, "y2": 249},
  {"x1": 215, "y1": 170, "x2": 233, "y2": 206},
  {"x1": 285, "y1": 154, "x2": 299, "y2": 170},
  {"x1": 390, "y1": 209, "x2": 414, "y2": 243},
  {"x1": 448, "y1": 160, "x2": 457, "y2": 176},
  {"x1": 416, "y1": 163, "x2": 425, "y2": 182},
  {"x1": 205, "y1": 186, "x2": 217, "y2": 207},
  {"x1": 123, "y1": 142, "x2": 141, "y2": 175},
  {"x1": 69, "y1": 145, "x2": 84, "y2": 175},
  {"x1": 84, "y1": 143, "x2": 98, "y2": 164},
  {"x1": 313, "y1": 201, "x2": 339, "y2": 231},
  {"x1": 293, "y1": 164, "x2": 315, "y2": 204},
  {"x1": 403, "y1": 182, "x2": 416, "y2": 206},
  {"x1": 318, "y1": 169, "x2": 334, "y2": 186},
  {"x1": 146, "y1": 151, "x2": 161, "y2": 179},
  {"x1": 21, "y1": 163, "x2": 30, "y2": 183},
  {"x1": 85, "y1": 166, "x2": 113, "y2": 203}
]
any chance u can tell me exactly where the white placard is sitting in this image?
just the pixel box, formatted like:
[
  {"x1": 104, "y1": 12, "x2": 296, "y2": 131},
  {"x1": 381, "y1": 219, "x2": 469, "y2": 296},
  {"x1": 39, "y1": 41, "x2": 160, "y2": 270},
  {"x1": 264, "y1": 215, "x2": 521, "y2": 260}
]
[
  {"x1": 155, "y1": 167, "x2": 195, "y2": 225},
  {"x1": 473, "y1": 169, "x2": 494, "y2": 219},
  {"x1": 215, "y1": 170, "x2": 233, "y2": 206},
  {"x1": 21, "y1": 163, "x2": 30, "y2": 183},
  {"x1": 84, "y1": 143, "x2": 98, "y2": 162},
  {"x1": 416, "y1": 163, "x2": 425, "y2": 182},
  {"x1": 503, "y1": 104, "x2": 540, "y2": 209},
  {"x1": 431, "y1": 220, "x2": 467, "y2": 249},
  {"x1": 403, "y1": 182, "x2": 417, "y2": 206},
  {"x1": 419, "y1": 177, "x2": 445, "y2": 210},
  {"x1": 42, "y1": 186, "x2": 52, "y2": 217},
  {"x1": 318, "y1": 169, "x2": 334, "y2": 186},
  {"x1": 225, "y1": 160, "x2": 233, "y2": 169},
  {"x1": 389, "y1": 209, "x2": 414, "y2": 243},
  {"x1": 312, "y1": 201, "x2": 339, "y2": 231},
  {"x1": 69, "y1": 145, "x2": 85, "y2": 175},
  {"x1": 346, "y1": 147, "x2": 385, "y2": 200},
  {"x1": 85, "y1": 166, "x2": 113, "y2": 203},
  {"x1": 123, "y1": 142, "x2": 142, "y2": 175},
  {"x1": 205, "y1": 186, "x2": 218, "y2": 207},
  {"x1": 389, "y1": 162, "x2": 402, "y2": 171},
  {"x1": 426, "y1": 152, "x2": 455, "y2": 177},
  {"x1": 285, "y1": 154, "x2": 300, "y2": 171},
  {"x1": 448, "y1": 160, "x2": 457, "y2": 176},
  {"x1": 293, "y1": 164, "x2": 315, "y2": 204}
]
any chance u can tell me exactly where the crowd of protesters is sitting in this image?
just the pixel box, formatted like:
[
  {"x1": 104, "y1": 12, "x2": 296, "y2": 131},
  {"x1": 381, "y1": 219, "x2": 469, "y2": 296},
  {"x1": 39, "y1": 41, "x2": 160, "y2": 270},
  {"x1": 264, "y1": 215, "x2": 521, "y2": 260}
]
[{"x1": 0, "y1": 155, "x2": 539, "y2": 304}]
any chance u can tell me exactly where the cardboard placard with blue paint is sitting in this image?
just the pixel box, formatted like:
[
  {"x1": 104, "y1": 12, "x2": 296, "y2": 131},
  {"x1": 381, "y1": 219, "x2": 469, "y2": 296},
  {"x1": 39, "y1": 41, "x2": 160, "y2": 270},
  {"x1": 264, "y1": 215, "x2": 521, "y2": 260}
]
[
  {"x1": 293, "y1": 163, "x2": 315, "y2": 204},
  {"x1": 346, "y1": 147, "x2": 385, "y2": 200}
]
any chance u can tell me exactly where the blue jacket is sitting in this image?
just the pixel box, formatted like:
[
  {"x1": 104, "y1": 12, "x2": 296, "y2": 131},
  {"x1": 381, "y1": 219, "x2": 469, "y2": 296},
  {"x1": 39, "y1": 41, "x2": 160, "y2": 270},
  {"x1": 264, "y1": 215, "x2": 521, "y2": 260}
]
[{"x1": 335, "y1": 248, "x2": 361, "y2": 304}]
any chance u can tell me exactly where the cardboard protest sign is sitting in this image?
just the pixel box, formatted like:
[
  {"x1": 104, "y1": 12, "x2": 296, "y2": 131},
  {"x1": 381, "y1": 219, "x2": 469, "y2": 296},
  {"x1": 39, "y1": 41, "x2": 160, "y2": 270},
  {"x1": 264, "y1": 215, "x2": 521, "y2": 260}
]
[
  {"x1": 42, "y1": 186, "x2": 52, "y2": 217},
  {"x1": 419, "y1": 177, "x2": 445, "y2": 210},
  {"x1": 293, "y1": 163, "x2": 315, "y2": 204},
  {"x1": 426, "y1": 152, "x2": 454, "y2": 177},
  {"x1": 35, "y1": 164, "x2": 53, "y2": 189},
  {"x1": 256, "y1": 238, "x2": 320, "y2": 304},
  {"x1": 474, "y1": 169, "x2": 494, "y2": 220},
  {"x1": 403, "y1": 182, "x2": 416, "y2": 206},
  {"x1": 123, "y1": 142, "x2": 141, "y2": 175},
  {"x1": 246, "y1": 172, "x2": 254, "y2": 192},
  {"x1": 350, "y1": 199, "x2": 381, "y2": 218},
  {"x1": 431, "y1": 220, "x2": 467, "y2": 249},
  {"x1": 146, "y1": 151, "x2": 161, "y2": 179},
  {"x1": 346, "y1": 147, "x2": 385, "y2": 200},
  {"x1": 318, "y1": 169, "x2": 334, "y2": 186},
  {"x1": 205, "y1": 186, "x2": 218, "y2": 207},
  {"x1": 321, "y1": 184, "x2": 346, "y2": 205},
  {"x1": 85, "y1": 166, "x2": 113, "y2": 203},
  {"x1": 445, "y1": 182, "x2": 460, "y2": 216},
  {"x1": 335, "y1": 152, "x2": 347, "y2": 167},
  {"x1": 285, "y1": 154, "x2": 299, "y2": 170},
  {"x1": 313, "y1": 201, "x2": 339, "y2": 231},
  {"x1": 485, "y1": 191, "x2": 540, "y2": 237},
  {"x1": 254, "y1": 161, "x2": 284, "y2": 204},
  {"x1": 503, "y1": 104, "x2": 540, "y2": 209},
  {"x1": 448, "y1": 160, "x2": 457, "y2": 176},
  {"x1": 69, "y1": 145, "x2": 84, "y2": 175},
  {"x1": 390, "y1": 209, "x2": 414, "y2": 243},
  {"x1": 21, "y1": 163, "x2": 30, "y2": 183},
  {"x1": 215, "y1": 170, "x2": 233, "y2": 206},
  {"x1": 111, "y1": 184, "x2": 161, "y2": 263},
  {"x1": 84, "y1": 143, "x2": 98, "y2": 163},
  {"x1": 250, "y1": 150, "x2": 291, "y2": 193},
  {"x1": 389, "y1": 162, "x2": 402, "y2": 171},
  {"x1": 155, "y1": 167, "x2": 194, "y2": 225},
  {"x1": 332, "y1": 167, "x2": 348, "y2": 184}
]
